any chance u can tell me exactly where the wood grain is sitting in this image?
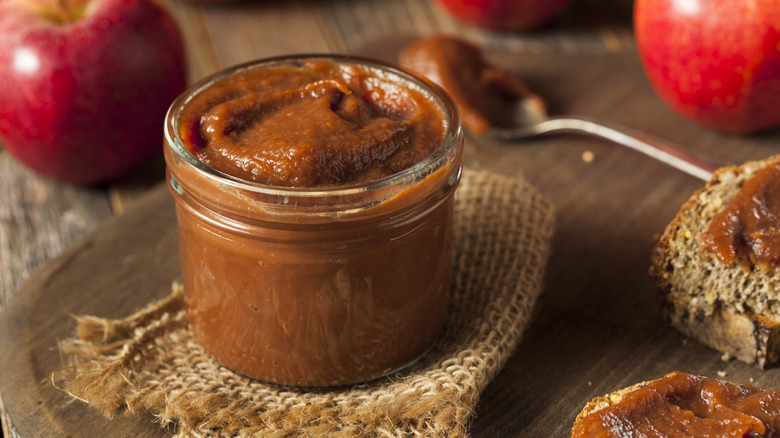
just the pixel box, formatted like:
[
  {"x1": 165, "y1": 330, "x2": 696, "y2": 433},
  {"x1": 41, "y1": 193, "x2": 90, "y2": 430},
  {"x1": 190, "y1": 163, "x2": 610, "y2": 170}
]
[
  {"x1": 0, "y1": 183, "x2": 177, "y2": 438},
  {"x1": 2, "y1": 49, "x2": 780, "y2": 437},
  {"x1": 0, "y1": 155, "x2": 111, "y2": 314}
]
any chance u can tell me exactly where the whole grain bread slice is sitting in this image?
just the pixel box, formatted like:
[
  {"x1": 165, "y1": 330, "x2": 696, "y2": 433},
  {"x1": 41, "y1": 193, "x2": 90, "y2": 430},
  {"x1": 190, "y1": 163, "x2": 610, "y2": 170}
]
[{"x1": 651, "y1": 155, "x2": 780, "y2": 368}]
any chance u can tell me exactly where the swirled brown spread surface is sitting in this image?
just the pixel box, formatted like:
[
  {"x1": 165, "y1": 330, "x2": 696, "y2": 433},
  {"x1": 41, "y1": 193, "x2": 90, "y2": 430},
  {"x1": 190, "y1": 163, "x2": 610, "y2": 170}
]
[
  {"x1": 572, "y1": 371, "x2": 780, "y2": 437},
  {"x1": 701, "y1": 162, "x2": 780, "y2": 266},
  {"x1": 399, "y1": 35, "x2": 545, "y2": 135},
  {"x1": 178, "y1": 60, "x2": 445, "y2": 187}
]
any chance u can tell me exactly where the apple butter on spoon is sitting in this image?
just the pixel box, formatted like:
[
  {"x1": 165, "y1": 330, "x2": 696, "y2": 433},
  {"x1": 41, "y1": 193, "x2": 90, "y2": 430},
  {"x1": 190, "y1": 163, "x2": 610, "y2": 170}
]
[{"x1": 399, "y1": 35, "x2": 723, "y2": 182}]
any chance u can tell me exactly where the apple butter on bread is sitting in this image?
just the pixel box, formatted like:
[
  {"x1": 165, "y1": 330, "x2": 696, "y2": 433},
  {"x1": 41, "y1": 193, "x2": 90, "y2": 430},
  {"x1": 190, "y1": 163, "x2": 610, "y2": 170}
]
[
  {"x1": 701, "y1": 161, "x2": 780, "y2": 267},
  {"x1": 651, "y1": 155, "x2": 780, "y2": 367},
  {"x1": 572, "y1": 371, "x2": 780, "y2": 437}
]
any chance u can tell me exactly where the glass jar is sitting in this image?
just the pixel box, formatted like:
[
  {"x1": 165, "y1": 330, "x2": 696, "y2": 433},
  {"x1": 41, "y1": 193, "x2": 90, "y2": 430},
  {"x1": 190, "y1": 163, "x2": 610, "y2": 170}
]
[{"x1": 163, "y1": 55, "x2": 462, "y2": 387}]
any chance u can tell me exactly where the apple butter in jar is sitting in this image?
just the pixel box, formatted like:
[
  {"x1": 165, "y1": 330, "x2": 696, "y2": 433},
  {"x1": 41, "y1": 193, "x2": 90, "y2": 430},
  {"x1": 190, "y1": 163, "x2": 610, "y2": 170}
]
[{"x1": 163, "y1": 55, "x2": 463, "y2": 387}]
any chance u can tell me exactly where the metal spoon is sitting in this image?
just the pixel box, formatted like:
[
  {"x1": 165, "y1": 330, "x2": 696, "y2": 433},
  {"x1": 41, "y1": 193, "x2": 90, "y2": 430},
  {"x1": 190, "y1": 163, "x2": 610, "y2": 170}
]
[{"x1": 487, "y1": 99, "x2": 724, "y2": 181}]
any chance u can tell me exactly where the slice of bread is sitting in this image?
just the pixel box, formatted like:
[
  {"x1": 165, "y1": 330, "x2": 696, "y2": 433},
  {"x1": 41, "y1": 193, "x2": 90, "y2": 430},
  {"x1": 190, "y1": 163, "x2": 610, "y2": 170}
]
[
  {"x1": 572, "y1": 371, "x2": 779, "y2": 436},
  {"x1": 651, "y1": 155, "x2": 780, "y2": 368}
]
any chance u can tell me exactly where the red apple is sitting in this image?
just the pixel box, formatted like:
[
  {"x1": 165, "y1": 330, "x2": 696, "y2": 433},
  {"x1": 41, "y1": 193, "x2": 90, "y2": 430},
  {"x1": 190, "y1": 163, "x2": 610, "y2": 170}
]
[
  {"x1": 434, "y1": 0, "x2": 574, "y2": 31},
  {"x1": 0, "y1": 0, "x2": 187, "y2": 185},
  {"x1": 635, "y1": 0, "x2": 780, "y2": 134}
]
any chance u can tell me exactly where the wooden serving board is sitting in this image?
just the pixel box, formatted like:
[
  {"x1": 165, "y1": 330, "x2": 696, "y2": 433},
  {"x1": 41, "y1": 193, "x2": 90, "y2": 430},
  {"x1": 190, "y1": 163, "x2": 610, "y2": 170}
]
[{"x1": 1, "y1": 51, "x2": 779, "y2": 437}]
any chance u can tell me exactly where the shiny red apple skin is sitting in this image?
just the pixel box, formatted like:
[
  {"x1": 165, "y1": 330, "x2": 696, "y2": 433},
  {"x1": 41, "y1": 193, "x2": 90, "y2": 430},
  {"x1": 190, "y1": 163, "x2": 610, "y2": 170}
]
[
  {"x1": 0, "y1": 0, "x2": 187, "y2": 185},
  {"x1": 435, "y1": 0, "x2": 574, "y2": 31},
  {"x1": 635, "y1": 0, "x2": 780, "y2": 134}
]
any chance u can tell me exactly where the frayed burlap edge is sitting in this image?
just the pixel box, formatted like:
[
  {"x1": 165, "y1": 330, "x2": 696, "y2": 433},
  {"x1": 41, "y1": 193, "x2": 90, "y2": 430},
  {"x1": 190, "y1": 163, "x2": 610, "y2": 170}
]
[{"x1": 54, "y1": 169, "x2": 555, "y2": 437}]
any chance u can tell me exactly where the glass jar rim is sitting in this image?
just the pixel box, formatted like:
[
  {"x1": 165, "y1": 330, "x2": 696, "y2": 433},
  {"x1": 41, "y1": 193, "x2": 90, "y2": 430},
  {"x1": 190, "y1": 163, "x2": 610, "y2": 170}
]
[{"x1": 164, "y1": 54, "x2": 462, "y2": 198}]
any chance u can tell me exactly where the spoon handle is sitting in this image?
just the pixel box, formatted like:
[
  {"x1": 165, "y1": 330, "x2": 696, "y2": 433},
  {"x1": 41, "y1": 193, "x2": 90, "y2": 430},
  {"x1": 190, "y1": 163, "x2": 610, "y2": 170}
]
[{"x1": 491, "y1": 116, "x2": 725, "y2": 181}]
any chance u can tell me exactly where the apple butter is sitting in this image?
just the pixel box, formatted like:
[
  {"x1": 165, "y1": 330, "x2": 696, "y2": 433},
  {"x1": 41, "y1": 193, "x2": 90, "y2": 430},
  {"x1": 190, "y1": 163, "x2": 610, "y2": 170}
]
[
  {"x1": 701, "y1": 162, "x2": 780, "y2": 267},
  {"x1": 399, "y1": 35, "x2": 545, "y2": 135},
  {"x1": 164, "y1": 56, "x2": 463, "y2": 387},
  {"x1": 178, "y1": 59, "x2": 446, "y2": 187},
  {"x1": 572, "y1": 371, "x2": 780, "y2": 437}
]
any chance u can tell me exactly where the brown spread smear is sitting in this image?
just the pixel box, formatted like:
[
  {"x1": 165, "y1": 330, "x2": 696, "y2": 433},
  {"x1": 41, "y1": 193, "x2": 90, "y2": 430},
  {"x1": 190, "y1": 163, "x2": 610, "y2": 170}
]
[
  {"x1": 399, "y1": 35, "x2": 543, "y2": 135},
  {"x1": 701, "y1": 162, "x2": 780, "y2": 267},
  {"x1": 179, "y1": 60, "x2": 445, "y2": 187},
  {"x1": 572, "y1": 371, "x2": 780, "y2": 437}
]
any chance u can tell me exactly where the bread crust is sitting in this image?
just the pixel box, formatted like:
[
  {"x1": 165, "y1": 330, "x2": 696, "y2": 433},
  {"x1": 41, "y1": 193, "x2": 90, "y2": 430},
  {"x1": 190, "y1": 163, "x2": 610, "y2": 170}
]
[
  {"x1": 572, "y1": 380, "x2": 649, "y2": 428},
  {"x1": 651, "y1": 155, "x2": 780, "y2": 368}
]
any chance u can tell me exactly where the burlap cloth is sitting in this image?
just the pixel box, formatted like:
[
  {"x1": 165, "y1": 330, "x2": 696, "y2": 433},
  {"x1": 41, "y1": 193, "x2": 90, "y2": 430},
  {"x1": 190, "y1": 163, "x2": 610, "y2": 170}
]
[{"x1": 54, "y1": 169, "x2": 555, "y2": 437}]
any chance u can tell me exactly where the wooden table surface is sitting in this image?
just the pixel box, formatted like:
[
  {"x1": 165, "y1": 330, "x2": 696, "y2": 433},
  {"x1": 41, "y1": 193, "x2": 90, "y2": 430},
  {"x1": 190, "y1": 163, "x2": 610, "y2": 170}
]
[{"x1": 3, "y1": 0, "x2": 780, "y2": 436}]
